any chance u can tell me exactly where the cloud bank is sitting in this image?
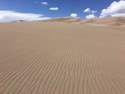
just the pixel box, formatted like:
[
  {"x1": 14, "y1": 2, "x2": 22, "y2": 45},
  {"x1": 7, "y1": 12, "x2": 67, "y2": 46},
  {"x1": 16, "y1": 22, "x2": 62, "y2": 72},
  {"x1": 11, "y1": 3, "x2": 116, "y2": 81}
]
[
  {"x1": 0, "y1": 10, "x2": 50, "y2": 22},
  {"x1": 100, "y1": 0, "x2": 125, "y2": 17},
  {"x1": 85, "y1": 0, "x2": 125, "y2": 19}
]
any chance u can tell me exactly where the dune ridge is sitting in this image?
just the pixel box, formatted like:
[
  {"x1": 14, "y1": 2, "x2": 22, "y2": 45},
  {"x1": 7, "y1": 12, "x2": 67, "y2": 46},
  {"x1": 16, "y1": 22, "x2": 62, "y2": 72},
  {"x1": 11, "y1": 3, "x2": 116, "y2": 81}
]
[
  {"x1": 40, "y1": 17, "x2": 125, "y2": 26},
  {"x1": 41, "y1": 17, "x2": 81, "y2": 23},
  {"x1": 81, "y1": 17, "x2": 125, "y2": 26}
]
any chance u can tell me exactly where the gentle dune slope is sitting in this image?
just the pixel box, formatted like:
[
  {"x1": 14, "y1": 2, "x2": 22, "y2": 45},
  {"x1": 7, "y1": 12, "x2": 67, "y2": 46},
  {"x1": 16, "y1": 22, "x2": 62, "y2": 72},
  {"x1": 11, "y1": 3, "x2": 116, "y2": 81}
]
[{"x1": 0, "y1": 22, "x2": 125, "y2": 94}]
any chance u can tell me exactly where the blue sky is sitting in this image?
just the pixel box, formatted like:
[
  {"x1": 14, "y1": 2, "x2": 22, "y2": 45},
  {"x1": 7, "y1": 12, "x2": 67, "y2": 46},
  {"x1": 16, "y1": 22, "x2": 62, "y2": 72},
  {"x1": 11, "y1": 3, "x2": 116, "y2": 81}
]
[
  {"x1": 0, "y1": 0, "x2": 115, "y2": 17},
  {"x1": 0, "y1": 0, "x2": 125, "y2": 22}
]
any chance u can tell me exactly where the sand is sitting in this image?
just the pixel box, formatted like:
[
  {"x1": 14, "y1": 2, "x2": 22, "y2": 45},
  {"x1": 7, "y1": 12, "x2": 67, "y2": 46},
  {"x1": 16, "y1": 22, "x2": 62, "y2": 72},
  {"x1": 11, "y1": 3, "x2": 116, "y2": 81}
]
[
  {"x1": 0, "y1": 21, "x2": 125, "y2": 94},
  {"x1": 81, "y1": 17, "x2": 125, "y2": 26}
]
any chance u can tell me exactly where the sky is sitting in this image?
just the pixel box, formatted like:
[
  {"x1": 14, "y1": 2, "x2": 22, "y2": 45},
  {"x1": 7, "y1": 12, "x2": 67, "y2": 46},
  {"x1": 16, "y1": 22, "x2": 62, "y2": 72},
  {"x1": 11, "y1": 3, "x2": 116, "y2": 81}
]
[{"x1": 0, "y1": 0, "x2": 125, "y2": 22}]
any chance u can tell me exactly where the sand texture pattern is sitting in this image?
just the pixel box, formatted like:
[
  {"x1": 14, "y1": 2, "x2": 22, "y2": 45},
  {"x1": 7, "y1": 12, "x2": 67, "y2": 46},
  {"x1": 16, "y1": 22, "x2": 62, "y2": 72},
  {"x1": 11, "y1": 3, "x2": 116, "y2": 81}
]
[{"x1": 0, "y1": 22, "x2": 125, "y2": 94}]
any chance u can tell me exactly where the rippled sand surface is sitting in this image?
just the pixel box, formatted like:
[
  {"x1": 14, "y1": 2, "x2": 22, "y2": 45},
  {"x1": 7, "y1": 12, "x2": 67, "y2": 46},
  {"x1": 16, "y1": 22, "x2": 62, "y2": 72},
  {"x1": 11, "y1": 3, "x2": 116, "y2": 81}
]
[{"x1": 0, "y1": 22, "x2": 125, "y2": 94}]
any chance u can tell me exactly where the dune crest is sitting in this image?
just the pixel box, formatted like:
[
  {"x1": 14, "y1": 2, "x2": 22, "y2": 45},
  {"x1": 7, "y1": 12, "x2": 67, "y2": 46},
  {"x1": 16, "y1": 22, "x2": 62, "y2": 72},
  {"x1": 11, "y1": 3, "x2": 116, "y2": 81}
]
[{"x1": 42, "y1": 17, "x2": 125, "y2": 26}]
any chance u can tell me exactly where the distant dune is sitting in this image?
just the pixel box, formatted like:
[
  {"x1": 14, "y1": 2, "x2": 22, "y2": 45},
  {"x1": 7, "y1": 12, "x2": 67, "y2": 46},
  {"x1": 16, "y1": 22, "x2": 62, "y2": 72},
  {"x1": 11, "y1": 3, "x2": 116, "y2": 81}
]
[
  {"x1": 10, "y1": 17, "x2": 125, "y2": 26},
  {"x1": 0, "y1": 19, "x2": 125, "y2": 94},
  {"x1": 41, "y1": 17, "x2": 125, "y2": 26},
  {"x1": 41, "y1": 17, "x2": 81, "y2": 23},
  {"x1": 81, "y1": 17, "x2": 125, "y2": 26},
  {"x1": 11, "y1": 20, "x2": 26, "y2": 23}
]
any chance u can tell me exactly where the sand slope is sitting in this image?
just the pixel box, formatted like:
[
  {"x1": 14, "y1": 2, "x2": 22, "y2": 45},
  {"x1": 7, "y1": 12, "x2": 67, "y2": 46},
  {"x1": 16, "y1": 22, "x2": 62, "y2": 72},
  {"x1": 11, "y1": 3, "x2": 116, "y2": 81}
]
[
  {"x1": 81, "y1": 17, "x2": 125, "y2": 26},
  {"x1": 0, "y1": 22, "x2": 125, "y2": 94}
]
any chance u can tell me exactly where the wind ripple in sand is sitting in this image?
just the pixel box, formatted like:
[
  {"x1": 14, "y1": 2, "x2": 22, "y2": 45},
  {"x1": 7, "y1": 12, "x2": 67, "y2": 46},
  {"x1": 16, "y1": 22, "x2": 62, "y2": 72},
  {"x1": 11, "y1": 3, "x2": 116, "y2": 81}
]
[
  {"x1": 0, "y1": 23, "x2": 125, "y2": 94},
  {"x1": 1, "y1": 46, "x2": 125, "y2": 94}
]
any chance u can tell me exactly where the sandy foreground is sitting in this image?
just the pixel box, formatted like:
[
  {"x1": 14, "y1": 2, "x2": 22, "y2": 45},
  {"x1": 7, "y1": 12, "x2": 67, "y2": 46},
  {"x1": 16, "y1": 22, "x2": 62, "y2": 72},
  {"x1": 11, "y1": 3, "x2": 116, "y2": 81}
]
[{"x1": 0, "y1": 22, "x2": 125, "y2": 94}]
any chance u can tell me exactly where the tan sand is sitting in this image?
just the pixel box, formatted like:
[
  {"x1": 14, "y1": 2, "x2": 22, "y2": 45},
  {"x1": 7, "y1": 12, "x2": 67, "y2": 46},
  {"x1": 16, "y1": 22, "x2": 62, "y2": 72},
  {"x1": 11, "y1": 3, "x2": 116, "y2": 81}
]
[
  {"x1": 42, "y1": 17, "x2": 81, "y2": 23},
  {"x1": 0, "y1": 20, "x2": 125, "y2": 94},
  {"x1": 81, "y1": 17, "x2": 125, "y2": 26}
]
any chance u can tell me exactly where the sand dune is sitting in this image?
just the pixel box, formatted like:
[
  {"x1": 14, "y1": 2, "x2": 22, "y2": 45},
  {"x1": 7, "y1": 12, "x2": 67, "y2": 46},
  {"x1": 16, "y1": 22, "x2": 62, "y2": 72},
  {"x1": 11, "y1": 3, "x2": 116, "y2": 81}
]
[
  {"x1": 41, "y1": 17, "x2": 81, "y2": 23},
  {"x1": 12, "y1": 20, "x2": 27, "y2": 22},
  {"x1": 11, "y1": 17, "x2": 125, "y2": 26},
  {"x1": 41, "y1": 17, "x2": 125, "y2": 26},
  {"x1": 81, "y1": 17, "x2": 125, "y2": 26},
  {"x1": 0, "y1": 21, "x2": 125, "y2": 94}
]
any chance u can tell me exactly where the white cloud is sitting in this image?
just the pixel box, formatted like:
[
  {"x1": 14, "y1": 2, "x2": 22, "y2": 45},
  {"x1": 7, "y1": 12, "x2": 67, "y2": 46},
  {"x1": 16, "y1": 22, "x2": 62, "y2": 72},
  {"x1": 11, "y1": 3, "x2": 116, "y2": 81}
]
[
  {"x1": 91, "y1": 10, "x2": 97, "y2": 14},
  {"x1": 86, "y1": 14, "x2": 96, "y2": 19},
  {"x1": 0, "y1": 10, "x2": 50, "y2": 22},
  {"x1": 84, "y1": 8, "x2": 91, "y2": 13},
  {"x1": 100, "y1": 0, "x2": 125, "y2": 17},
  {"x1": 83, "y1": 8, "x2": 97, "y2": 14},
  {"x1": 41, "y1": 2, "x2": 48, "y2": 5},
  {"x1": 49, "y1": 7, "x2": 59, "y2": 11},
  {"x1": 70, "y1": 13, "x2": 78, "y2": 18}
]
